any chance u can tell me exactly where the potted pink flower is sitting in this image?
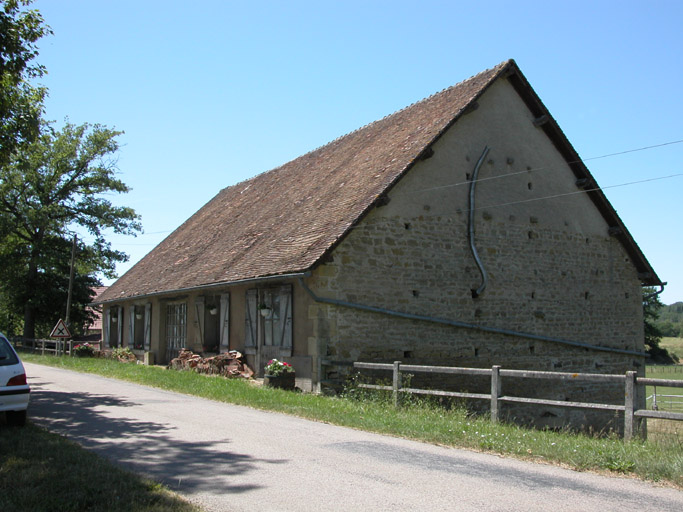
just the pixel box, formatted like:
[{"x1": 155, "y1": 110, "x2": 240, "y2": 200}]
[{"x1": 264, "y1": 359, "x2": 295, "y2": 390}]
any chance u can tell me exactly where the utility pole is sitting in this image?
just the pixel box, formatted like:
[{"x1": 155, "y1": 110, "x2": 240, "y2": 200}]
[{"x1": 65, "y1": 234, "x2": 77, "y2": 354}]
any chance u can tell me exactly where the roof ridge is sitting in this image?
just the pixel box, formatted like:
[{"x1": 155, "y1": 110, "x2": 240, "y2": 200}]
[{"x1": 305, "y1": 59, "x2": 511, "y2": 154}]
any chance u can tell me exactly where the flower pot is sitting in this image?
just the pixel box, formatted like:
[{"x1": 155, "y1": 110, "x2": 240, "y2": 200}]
[{"x1": 264, "y1": 372, "x2": 296, "y2": 390}]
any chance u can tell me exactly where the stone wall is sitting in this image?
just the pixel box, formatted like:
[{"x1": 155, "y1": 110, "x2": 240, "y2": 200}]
[{"x1": 305, "y1": 77, "x2": 646, "y2": 431}]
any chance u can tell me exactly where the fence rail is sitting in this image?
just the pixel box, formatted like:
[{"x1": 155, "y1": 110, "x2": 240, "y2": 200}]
[
  {"x1": 11, "y1": 337, "x2": 101, "y2": 356},
  {"x1": 647, "y1": 365, "x2": 683, "y2": 373},
  {"x1": 353, "y1": 361, "x2": 683, "y2": 440}
]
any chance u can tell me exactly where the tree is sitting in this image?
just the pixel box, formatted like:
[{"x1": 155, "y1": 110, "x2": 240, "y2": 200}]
[
  {"x1": 0, "y1": 121, "x2": 141, "y2": 338},
  {"x1": 0, "y1": 0, "x2": 51, "y2": 168},
  {"x1": 642, "y1": 288, "x2": 676, "y2": 364}
]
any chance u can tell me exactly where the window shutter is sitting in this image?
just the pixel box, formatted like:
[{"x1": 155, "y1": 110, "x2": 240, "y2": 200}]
[
  {"x1": 245, "y1": 289, "x2": 258, "y2": 350},
  {"x1": 129, "y1": 307, "x2": 135, "y2": 348},
  {"x1": 219, "y1": 293, "x2": 230, "y2": 350},
  {"x1": 279, "y1": 285, "x2": 293, "y2": 354},
  {"x1": 104, "y1": 308, "x2": 111, "y2": 348},
  {"x1": 194, "y1": 297, "x2": 205, "y2": 346},
  {"x1": 117, "y1": 307, "x2": 123, "y2": 347},
  {"x1": 144, "y1": 303, "x2": 151, "y2": 351}
]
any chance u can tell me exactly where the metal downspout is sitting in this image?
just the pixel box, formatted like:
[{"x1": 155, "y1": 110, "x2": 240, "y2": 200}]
[
  {"x1": 469, "y1": 146, "x2": 490, "y2": 298},
  {"x1": 298, "y1": 277, "x2": 647, "y2": 358},
  {"x1": 644, "y1": 283, "x2": 667, "y2": 301}
]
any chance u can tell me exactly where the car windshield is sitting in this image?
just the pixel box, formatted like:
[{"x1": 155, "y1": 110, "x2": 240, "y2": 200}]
[{"x1": 0, "y1": 336, "x2": 19, "y2": 366}]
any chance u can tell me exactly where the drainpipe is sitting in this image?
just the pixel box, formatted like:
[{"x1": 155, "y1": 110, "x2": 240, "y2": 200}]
[
  {"x1": 469, "y1": 146, "x2": 490, "y2": 298},
  {"x1": 298, "y1": 277, "x2": 647, "y2": 358},
  {"x1": 643, "y1": 283, "x2": 666, "y2": 301}
]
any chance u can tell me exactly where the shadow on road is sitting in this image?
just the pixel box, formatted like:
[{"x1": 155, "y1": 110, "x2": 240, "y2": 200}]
[{"x1": 28, "y1": 376, "x2": 284, "y2": 495}]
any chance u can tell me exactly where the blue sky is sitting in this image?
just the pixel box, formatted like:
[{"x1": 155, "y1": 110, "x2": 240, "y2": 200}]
[{"x1": 32, "y1": 0, "x2": 683, "y2": 304}]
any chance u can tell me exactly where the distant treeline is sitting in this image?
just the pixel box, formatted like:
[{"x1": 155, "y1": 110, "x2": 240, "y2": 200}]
[{"x1": 656, "y1": 302, "x2": 683, "y2": 338}]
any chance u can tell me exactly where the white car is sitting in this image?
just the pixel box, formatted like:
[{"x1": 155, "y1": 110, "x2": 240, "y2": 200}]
[{"x1": 0, "y1": 333, "x2": 30, "y2": 426}]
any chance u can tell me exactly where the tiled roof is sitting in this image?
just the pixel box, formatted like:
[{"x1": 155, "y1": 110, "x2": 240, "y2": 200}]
[
  {"x1": 98, "y1": 61, "x2": 510, "y2": 302},
  {"x1": 86, "y1": 287, "x2": 107, "y2": 329},
  {"x1": 97, "y1": 58, "x2": 660, "y2": 304}
]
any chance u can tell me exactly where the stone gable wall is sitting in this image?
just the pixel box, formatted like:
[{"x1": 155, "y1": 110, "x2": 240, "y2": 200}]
[{"x1": 306, "y1": 78, "x2": 646, "y2": 431}]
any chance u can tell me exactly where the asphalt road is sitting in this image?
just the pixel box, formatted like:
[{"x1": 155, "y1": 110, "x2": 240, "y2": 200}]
[{"x1": 24, "y1": 363, "x2": 683, "y2": 512}]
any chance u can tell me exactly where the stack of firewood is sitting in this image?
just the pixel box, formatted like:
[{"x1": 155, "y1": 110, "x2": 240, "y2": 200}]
[{"x1": 169, "y1": 349, "x2": 254, "y2": 379}]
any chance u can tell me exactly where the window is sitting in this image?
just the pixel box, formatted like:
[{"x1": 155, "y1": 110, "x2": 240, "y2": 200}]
[
  {"x1": 106, "y1": 306, "x2": 123, "y2": 348},
  {"x1": 194, "y1": 294, "x2": 229, "y2": 353},
  {"x1": 129, "y1": 304, "x2": 151, "y2": 351},
  {"x1": 245, "y1": 285, "x2": 292, "y2": 373},
  {"x1": 166, "y1": 303, "x2": 187, "y2": 360}
]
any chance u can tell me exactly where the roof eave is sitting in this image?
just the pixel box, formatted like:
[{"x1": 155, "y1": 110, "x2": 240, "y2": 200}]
[{"x1": 93, "y1": 271, "x2": 312, "y2": 305}]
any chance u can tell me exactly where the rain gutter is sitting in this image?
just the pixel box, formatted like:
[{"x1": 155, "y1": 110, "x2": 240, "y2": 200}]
[
  {"x1": 94, "y1": 272, "x2": 311, "y2": 305},
  {"x1": 298, "y1": 278, "x2": 647, "y2": 358}
]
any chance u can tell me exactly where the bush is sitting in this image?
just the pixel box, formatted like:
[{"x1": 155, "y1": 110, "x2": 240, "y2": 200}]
[{"x1": 109, "y1": 347, "x2": 136, "y2": 363}]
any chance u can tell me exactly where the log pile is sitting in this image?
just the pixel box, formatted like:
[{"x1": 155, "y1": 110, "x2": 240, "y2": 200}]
[{"x1": 169, "y1": 349, "x2": 254, "y2": 379}]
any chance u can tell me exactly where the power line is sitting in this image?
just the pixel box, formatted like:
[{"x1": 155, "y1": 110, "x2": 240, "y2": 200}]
[
  {"x1": 415, "y1": 138, "x2": 683, "y2": 194},
  {"x1": 476, "y1": 172, "x2": 683, "y2": 212},
  {"x1": 583, "y1": 139, "x2": 683, "y2": 162}
]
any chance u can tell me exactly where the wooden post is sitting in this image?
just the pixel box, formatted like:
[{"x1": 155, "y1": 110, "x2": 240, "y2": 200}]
[
  {"x1": 393, "y1": 361, "x2": 401, "y2": 408},
  {"x1": 491, "y1": 365, "x2": 501, "y2": 423},
  {"x1": 624, "y1": 371, "x2": 636, "y2": 441},
  {"x1": 41, "y1": 339, "x2": 45, "y2": 356}
]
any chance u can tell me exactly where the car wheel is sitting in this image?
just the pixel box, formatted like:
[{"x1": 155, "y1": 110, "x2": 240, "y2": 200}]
[{"x1": 6, "y1": 410, "x2": 27, "y2": 427}]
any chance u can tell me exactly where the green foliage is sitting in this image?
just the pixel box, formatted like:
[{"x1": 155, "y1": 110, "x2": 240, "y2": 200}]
[
  {"x1": 642, "y1": 288, "x2": 677, "y2": 364},
  {"x1": 110, "y1": 346, "x2": 136, "y2": 362},
  {"x1": 264, "y1": 358, "x2": 294, "y2": 376},
  {"x1": 0, "y1": 121, "x2": 141, "y2": 337},
  {"x1": 0, "y1": 0, "x2": 51, "y2": 169},
  {"x1": 655, "y1": 302, "x2": 683, "y2": 338}
]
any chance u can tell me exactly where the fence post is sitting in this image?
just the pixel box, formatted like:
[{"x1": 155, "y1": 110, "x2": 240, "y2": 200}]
[
  {"x1": 41, "y1": 339, "x2": 45, "y2": 356},
  {"x1": 393, "y1": 361, "x2": 401, "y2": 408},
  {"x1": 624, "y1": 371, "x2": 636, "y2": 441},
  {"x1": 491, "y1": 365, "x2": 501, "y2": 423}
]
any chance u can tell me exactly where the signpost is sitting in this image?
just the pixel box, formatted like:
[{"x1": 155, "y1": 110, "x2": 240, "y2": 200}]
[{"x1": 50, "y1": 319, "x2": 72, "y2": 355}]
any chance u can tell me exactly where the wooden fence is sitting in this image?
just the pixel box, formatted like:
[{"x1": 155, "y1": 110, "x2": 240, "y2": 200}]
[
  {"x1": 353, "y1": 361, "x2": 683, "y2": 440},
  {"x1": 12, "y1": 338, "x2": 101, "y2": 356}
]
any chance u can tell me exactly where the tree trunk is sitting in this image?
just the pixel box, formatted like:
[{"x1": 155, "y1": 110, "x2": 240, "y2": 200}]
[{"x1": 22, "y1": 248, "x2": 40, "y2": 339}]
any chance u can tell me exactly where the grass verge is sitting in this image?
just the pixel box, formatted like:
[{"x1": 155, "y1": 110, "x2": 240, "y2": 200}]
[
  {"x1": 22, "y1": 352, "x2": 683, "y2": 489},
  {"x1": 0, "y1": 422, "x2": 201, "y2": 512}
]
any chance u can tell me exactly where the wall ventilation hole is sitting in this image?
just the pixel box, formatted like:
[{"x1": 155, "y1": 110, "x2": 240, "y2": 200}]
[
  {"x1": 404, "y1": 222, "x2": 411, "y2": 230},
  {"x1": 474, "y1": 348, "x2": 479, "y2": 357},
  {"x1": 404, "y1": 351, "x2": 413, "y2": 359},
  {"x1": 531, "y1": 291, "x2": 536, "y2": 299},
  {"x1": 412, "y1": 290, "x2": 419, "y2": 297},
  {"x1": 529, "y1": 345, "x2": 535, "y2": 354},
  {"x1": 625, "y1": 292, "x2": 630, "y2": 299},
  {"x1": 528, "y1": 182, "x2": 533, "y2": 190},
  {"x1": 584, "y1": 291, "x2": 590, "y2": 300},
  {"x1": 466, "y1": 173, "x2": 471, "y2": 181}
]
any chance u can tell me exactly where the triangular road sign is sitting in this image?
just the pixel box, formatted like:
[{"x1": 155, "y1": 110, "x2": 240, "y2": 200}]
[{"x1": 50, "y1": 319, "x2": 72, "y2": 338}]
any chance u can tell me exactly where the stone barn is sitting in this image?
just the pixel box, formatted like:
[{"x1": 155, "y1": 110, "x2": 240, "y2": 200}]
[{"x1": 95, "y1": 59, "x2": 661, "y2": 431}]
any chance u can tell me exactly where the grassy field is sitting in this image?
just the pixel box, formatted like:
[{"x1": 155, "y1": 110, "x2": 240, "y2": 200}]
[
  {"x1": 16, "y1": 352, "x2": 683, "y2": 490},
  {"x1": 661, "y1": 336, "x2": 683, "y2": 362},
  {"x1": 0, "y1": 422, "x2": 201, "y2": 512},
  {"x1": 646, "y1": 352, "x2": 683, "y2": 443}
]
